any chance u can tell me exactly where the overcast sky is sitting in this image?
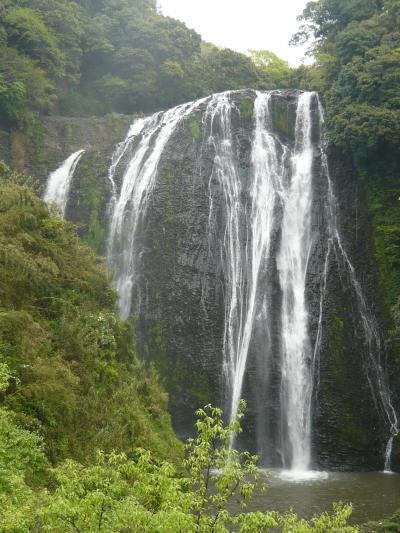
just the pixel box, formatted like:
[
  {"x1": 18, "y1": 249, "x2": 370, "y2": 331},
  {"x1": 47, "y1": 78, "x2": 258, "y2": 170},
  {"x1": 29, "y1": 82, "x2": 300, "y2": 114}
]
[{"x1": 157, "y1": 0, "x2": 310, "y2": 66}]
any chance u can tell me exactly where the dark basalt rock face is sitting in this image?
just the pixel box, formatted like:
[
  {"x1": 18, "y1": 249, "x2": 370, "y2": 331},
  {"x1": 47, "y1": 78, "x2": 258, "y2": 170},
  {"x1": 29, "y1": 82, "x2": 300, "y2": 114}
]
[
  {"x1": 392, "y1": 436, "x2": 400, "y2": 472},
  {"x1": 313, "y1": 146, "x2": 388, "y2": 471},
  {"x1": 26, "y1": 89, "x2": 398, "y2": 471}
]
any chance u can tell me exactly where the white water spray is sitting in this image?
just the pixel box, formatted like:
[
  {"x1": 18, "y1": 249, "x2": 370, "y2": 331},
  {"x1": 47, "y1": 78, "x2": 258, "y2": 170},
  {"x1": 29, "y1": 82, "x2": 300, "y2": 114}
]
[
  {"x1": 204, "y1": 91, "x2": 289, "y2": 431},
  {"x1": 107, "y1": 119, "x2": 149, "y2": 216},
  {"x1": 385, "y1": 437, "x2": 395, "y2": 473},
  {"x1": 203, "y1": 93, "x2": 244, "y2": 423}
]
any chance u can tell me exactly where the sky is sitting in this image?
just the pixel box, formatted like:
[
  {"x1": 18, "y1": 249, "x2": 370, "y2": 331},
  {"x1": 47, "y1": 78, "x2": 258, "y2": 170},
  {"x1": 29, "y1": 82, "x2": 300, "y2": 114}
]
[{"x1": 157, "y1": 0, "x2": 310, "y2": 66}]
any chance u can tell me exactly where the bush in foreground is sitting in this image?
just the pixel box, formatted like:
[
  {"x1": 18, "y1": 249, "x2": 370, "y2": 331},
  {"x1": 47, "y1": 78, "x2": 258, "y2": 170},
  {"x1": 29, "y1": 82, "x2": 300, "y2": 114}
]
[{"x1": 1, "y1": 393, "x2": 357, "y2": 532}]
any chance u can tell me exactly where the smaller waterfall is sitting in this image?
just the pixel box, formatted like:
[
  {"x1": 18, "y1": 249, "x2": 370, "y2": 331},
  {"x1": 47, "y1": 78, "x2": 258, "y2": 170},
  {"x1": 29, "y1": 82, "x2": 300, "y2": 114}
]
[
  {"x1": 205, "y1": 91, "x2": 287, "y2": 432},
  {"x1": 43, "y1": 150, "x2": 85, "y2": 217},
  {"x1": 385, "y1": 437, "x2": 395, "y2": 473},
  {"x1": 107, "y1": 119, "x2": 150, "y2": 218},
  {"x1": 312, "y1": 240, "x2": 331, "y2": 391}
]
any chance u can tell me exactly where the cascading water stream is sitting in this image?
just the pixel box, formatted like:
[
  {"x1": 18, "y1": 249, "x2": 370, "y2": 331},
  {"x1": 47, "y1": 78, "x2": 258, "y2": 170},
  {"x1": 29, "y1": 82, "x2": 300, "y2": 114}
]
[
  {"x1": 43, "y1": 149, "x2": 85, "y2": 217},
  {"x1": 204, "y1": 91, "x2": 289, "y2": 433},
  {"x1": 107, "y1": 98, "x2": 208, "y2": 319},
  {"x1": 107, "y1": 119, "x2": 150, "y2": 216},
  {"x1": 277, "y1": 92, "x2": 315, "y2": 472},
  {"x1": 203, "y1": 93, "x2": 245, "y2": 424},
  {"x1": 385, "y1": 437, "x2": 395, "y2": 473}
]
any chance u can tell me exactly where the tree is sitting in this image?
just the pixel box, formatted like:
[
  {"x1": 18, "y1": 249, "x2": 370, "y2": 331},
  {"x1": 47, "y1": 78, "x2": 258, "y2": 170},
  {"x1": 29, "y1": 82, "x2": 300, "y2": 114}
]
[
  {"x1": 292, "y1": 0, "x2": 400, "y2": 154},
  {"x1": 0, "y1": 177, "x2": 180, "y2": 465},
  {"x1": 248, "y1": 50, "x2": 292, "y2": 87},
  {"x1": 3, "y1": 7, "x2": 64, "y2": 76},
  {"x1": 0, "y1": 363, "x2": 48, "y2": 532},
  {"x1": 39, "y1": 402, "x2": 357, "y2": 532}
]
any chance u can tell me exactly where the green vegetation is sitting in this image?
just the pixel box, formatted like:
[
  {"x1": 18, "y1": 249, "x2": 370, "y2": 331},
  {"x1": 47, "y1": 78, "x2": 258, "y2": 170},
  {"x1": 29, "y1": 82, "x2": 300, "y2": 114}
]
[
  {"x1": 248, "y1": 50, "x2": 292, "y2": 87},
  {"x1": 0, "y1": 380, "x2": 357, "y2": 532},
  {"x1": 0, "y1": 162, "x2": 180, "y2": 467},
  {"x1": 1, "y1": 0, "x2": 400, "y2": 528},
  {"x1": 270, "y1": 98, "x2": 296, "y2": 139},
  {"x1": 292, "y1": 0, "x2": 400, "y2": 148},
  {"x1": 188, "y1": 117, "x2": 201, "y2": 139},
  {"x1": 72, "y1": 153, "x2": 109, "y2": 254},
  {"x1": 361, "y1": 509, "x2": 400, "y2": 532},
  {"x1": 239, "y1": 96, "x2": 254, "y2": 120},
  {"x1": 145, "y1": 320, "x2": 214, "y2": 409},
  {"x1": 0, "y1": 0, "x2": 293, "y2": 128}
]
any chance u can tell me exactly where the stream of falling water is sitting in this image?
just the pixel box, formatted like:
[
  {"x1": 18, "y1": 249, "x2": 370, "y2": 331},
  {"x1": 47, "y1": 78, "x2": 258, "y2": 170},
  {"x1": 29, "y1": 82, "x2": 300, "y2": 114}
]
[
  {"x1": 107, "y1": 98, "x2": 208, "y2": 319},
  {"x1": 204, "y1": 91, "x2": 316, "y2": 471},
  {"x1": 107, "y1": 118, "x2": 150, "y2": 216},
  {"x1": 204, "y1": 91, "x2": 288, "y2": 432},
  {"x1": 203, "y1": 93, "x2": 244, "y2": 424},
  {"x1": 277, "y1": 92, "x2": 314, "y2": 472},
  {"x1": 43, "y1": 149, "x2": 85, "y2": 217}
]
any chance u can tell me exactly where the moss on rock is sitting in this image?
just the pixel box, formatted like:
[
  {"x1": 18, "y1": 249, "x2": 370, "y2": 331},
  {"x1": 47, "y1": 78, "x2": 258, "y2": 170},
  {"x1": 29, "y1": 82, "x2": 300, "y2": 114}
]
[
  {"x1": 66, "y1": 152, "x2": 109, "y2": 254},
  {"x1": 239, "y1": 96, "x2": 254, "y2": 120},
  {"x1": 188, "y1": 117, "x2": 201, "y2": 139}
]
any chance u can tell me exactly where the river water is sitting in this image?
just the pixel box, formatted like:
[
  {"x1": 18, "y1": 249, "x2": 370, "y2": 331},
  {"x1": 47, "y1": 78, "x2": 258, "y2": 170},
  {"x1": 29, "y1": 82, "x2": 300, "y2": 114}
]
[{"x1": 243, "y1": 470, "x2": 400, "y2": 524}]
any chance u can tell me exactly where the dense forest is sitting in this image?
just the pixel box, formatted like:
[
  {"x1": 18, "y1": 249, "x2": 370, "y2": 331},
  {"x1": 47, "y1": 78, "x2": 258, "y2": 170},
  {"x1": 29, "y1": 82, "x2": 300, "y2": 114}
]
[
  {"x1": 0, "y1": 0, "x2": 400, "y2": 530},
  {"x1": 0, "y1": 0, "x2": 291, "y2": 123}
]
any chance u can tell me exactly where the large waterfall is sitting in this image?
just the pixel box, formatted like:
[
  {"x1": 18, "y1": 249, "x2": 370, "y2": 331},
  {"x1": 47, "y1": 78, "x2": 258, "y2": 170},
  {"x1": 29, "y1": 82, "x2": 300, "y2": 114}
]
[
  {"x1": 46, "y1": 89, "x2": 398, "y2": 472},
  {"x1": 202, "y1": 91, "x2": 316, "y2": 470}
]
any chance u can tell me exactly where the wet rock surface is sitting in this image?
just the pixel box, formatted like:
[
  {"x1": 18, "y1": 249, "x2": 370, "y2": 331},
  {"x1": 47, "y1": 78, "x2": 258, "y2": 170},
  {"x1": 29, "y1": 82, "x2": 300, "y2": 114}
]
[{"x1": 313, "y1": 146, "x2": 388, "y2": 470}]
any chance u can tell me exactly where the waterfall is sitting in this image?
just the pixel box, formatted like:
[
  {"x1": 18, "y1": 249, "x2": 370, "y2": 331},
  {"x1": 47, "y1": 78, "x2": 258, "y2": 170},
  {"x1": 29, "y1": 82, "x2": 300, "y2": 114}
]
[
  {"x1": 107, "y1": 118, "x2": 151, "y2": 218},
  {"x1": 107, "y1": 98, "x2": 208, "y2": 320},
  {"x1": 204, "y1": 91, "x2": 290, "y2": 434},
  {"x1": 103, "y1": 89, "x2": 398, "y2": 472},
  {"x1": 203, "y1": 93, "x2": 245, "y2": 424},
  {"x1": 385, "y1": 437, "x2": 395, "y2": 473},
  {"x1": 204, "y1": 91, "x2": 317, "y2": 470},
  {"x1": 278, "y1": 92, "x2": 314, "y2": 472},
  {"x1": 205, "y1": 90, "x2": 398, "y2": 470},
  {"x1": 43, "y1": 150, "x2": 85, "y2": 217}
]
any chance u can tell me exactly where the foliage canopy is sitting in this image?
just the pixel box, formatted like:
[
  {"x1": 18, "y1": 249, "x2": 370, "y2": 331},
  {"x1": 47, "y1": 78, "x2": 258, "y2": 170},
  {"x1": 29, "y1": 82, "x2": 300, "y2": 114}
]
[
  {"x1": 0, "y1": 164, "x2": 180, "y2": 466},
  {"x1": 0, "y1": 0, "x2": 294, "y2": 123}
]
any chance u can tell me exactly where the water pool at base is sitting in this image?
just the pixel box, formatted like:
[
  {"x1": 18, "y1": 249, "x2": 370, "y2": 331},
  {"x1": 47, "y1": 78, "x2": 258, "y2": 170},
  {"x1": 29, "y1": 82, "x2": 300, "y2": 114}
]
[{"x1": 242, "y1": 470, "x2": 400, "y2": 524}]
